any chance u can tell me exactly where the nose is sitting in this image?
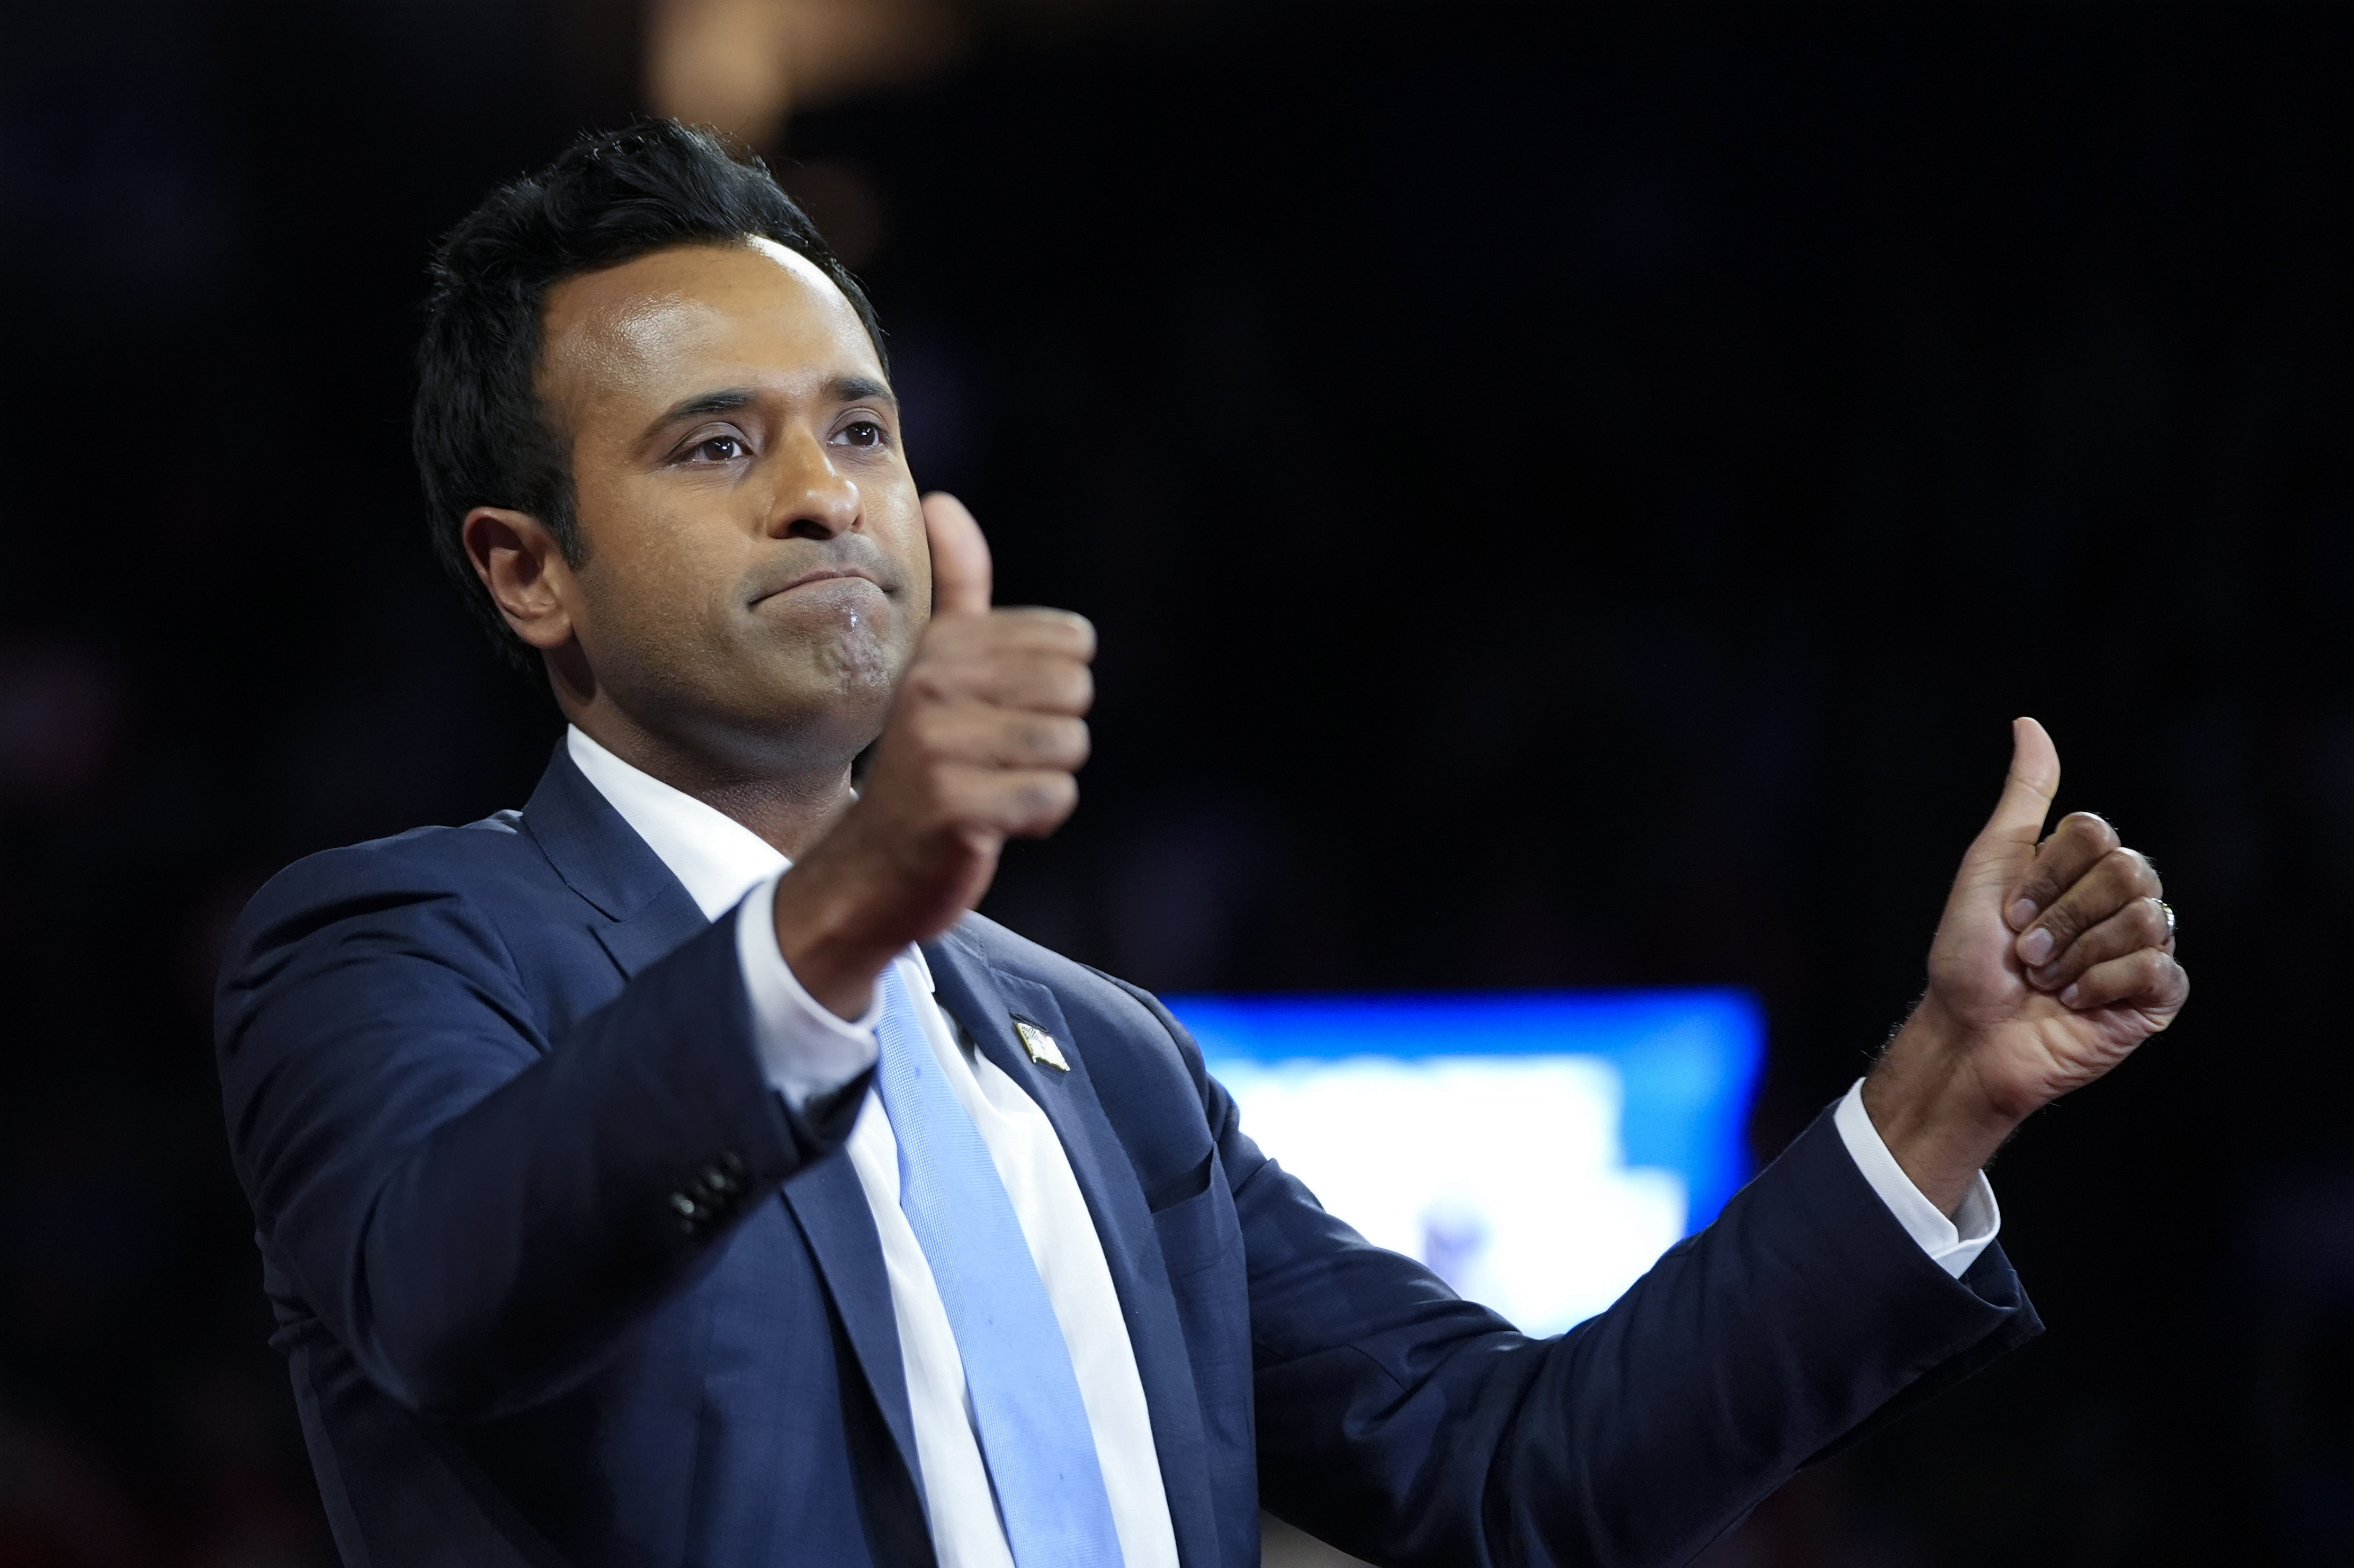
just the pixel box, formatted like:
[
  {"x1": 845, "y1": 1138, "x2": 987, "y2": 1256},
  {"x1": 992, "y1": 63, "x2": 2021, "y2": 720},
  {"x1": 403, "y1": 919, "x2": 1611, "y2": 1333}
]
[{"x1": 766, "y1": 431, "x2": 862, "y2": 541}]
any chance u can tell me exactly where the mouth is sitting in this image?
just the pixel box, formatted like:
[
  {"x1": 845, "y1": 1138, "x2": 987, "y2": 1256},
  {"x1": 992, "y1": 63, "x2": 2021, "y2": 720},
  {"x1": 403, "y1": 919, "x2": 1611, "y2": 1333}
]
[{"x1": 749, "y1": 567, "x2": 888, "y2": 605}]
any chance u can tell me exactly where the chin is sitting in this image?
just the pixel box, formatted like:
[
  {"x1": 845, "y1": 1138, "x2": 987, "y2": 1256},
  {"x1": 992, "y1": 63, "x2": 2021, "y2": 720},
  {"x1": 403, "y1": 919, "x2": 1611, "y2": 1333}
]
[
  {"x1": 728, "y1": 637, "x2": 901, "y2": 752},
  {"x1": 754, "y1": 594, "x2": 905, "y2": 684},
  {"x1": 814, "y1": 621, "x2": 906, "y2": 705}
]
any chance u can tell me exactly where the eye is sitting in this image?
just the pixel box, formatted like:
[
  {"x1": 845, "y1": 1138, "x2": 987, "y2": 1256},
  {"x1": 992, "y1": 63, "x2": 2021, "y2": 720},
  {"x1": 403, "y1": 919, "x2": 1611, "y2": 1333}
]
[
  {"x1": 686, "y1": 434, "x2": 749, "y2": 463},
  {"x1": 834, "y1": 419, "x2": 888, "y2": 449}
]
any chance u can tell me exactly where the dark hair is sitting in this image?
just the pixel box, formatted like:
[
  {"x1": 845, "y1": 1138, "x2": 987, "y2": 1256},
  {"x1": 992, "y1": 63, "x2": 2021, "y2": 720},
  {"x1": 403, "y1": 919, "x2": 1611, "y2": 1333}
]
[{"x1": 413, "y1": 120, "x2": 885, "y2": 669}]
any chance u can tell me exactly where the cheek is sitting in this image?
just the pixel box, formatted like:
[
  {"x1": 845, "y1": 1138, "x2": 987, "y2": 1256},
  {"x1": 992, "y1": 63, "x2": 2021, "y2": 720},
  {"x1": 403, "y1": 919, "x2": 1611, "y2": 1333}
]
[
  {"x1": 575, "y1": 511, "x2": 743, "y2": 675},
  {"x1": 867, "y1": 496, "x2": 933, "y2": 631}
]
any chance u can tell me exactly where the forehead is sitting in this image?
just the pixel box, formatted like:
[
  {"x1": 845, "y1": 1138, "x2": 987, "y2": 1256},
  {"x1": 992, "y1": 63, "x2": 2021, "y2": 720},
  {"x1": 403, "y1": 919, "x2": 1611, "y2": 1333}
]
[{"x1": 539, "y1": 238, "x2": 880, "y2": 421}]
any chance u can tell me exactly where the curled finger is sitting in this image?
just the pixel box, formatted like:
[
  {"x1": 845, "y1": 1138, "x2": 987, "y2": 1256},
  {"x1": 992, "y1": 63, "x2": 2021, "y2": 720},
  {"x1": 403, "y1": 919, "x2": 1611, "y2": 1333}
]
[
  {"x1": 2006, "y1": 812, "x2": 2118, "y2": 933},
  {"x1": 919, "y1": 609, "x2": 1096, "y2": 668},
  {"x1": 910, "y1": 705, "x2": 1089, "y2": 771},
  {"x1": 2059, "y1": 946, "x2": 2190, "y2": 1017},
  {"x1": 902, "y1": 648, "x2": 1093, "y2": 713},
  {"x1": 994, "y1": 713, "x2": 1089, "y2": 772},
  {"x1": 977, "y1": 650, "x2": 1095, "y2": 714},
  {"x1": 937, "y1": 763, "x2": 1080, "y2": 839},
  {"x1": 2025, "y1": 896, "x2": 2170, "y2": 992},
  {"x1": 2016, "y1": 845, "x2": 2160, "y2": 971},
  {"x1": 992, "y1": 768, "x2": 1081, "y2": 838}
]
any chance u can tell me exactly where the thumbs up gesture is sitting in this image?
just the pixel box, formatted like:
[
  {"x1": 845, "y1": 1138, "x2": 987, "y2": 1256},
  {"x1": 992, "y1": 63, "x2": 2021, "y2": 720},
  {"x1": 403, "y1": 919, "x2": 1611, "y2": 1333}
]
[
  {"x1": 1864, "y1": 719, "x2": 2188, "y2": 1213},
  {"x1": 773, "y1": 493, "x2": 1094, "y2": 1019}
]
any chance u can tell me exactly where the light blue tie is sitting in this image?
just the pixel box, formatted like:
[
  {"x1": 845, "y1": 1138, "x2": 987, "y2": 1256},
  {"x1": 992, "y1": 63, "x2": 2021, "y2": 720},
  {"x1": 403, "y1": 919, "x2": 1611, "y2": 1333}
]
[{"x1": 873, "y1": 963, "x2": 1124, "y2": 1568}]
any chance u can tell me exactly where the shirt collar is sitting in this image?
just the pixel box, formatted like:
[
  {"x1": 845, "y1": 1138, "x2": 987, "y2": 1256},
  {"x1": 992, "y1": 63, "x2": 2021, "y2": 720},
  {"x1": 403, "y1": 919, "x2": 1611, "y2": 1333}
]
[
  {"x1": 563, "y1": 725, "x2": 936, "y2": 991},
  {"x1": 566, "y1": 725, "x2": 786, "y2": 922}
]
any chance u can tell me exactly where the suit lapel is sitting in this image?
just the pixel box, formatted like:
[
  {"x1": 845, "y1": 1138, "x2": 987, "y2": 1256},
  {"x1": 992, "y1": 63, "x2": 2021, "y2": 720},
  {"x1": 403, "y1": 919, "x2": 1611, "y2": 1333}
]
[
  {"x1": 520, "y1": 742, "x2": 930, "y2": 1513},
  {"x1": 520, "y1": 739, "x2": 710, "y2": 974},
  {"x1": 922, "y1": 930, "x2": 1222, "y2": 1568},
  {"x1": 592, "y1": 897, "x2": 713, "y2": 982},
  {"x1": 780, "y1": 1149, "x2": 927, "y2": 1510}
]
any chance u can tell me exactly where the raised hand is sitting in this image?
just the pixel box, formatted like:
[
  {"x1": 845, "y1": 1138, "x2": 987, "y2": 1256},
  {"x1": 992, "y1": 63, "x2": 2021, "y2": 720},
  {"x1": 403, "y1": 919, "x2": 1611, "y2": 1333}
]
[
  {"x1": 772, "y1": 493, "x2": 1094, "y2": 1018},
  {"x1": 1863, "y1": 718, "x2": 2189, "y2": 1214}
]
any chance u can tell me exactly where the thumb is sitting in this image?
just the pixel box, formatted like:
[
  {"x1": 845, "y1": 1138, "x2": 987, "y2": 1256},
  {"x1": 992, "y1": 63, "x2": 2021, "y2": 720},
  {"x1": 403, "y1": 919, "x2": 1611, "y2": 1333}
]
[
  {"x1": 1973, "y1": 715, "x2": 2061, "y2": 858},
  {"x1": 923, "y1": 491, "x2": 992, "y2": 617}
]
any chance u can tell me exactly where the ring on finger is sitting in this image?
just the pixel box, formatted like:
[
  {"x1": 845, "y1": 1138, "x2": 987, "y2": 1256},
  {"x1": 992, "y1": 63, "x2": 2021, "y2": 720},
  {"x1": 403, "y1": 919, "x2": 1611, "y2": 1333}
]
[{"x1": 2158, "y1": 899, "x2": 2176, "y2": 944}]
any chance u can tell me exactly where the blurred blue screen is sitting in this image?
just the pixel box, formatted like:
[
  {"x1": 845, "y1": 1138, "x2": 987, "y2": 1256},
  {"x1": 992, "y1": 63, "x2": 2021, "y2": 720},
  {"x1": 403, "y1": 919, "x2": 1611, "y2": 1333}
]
[{"x1": 1163, "y1": 990, "x2": 1765, "y2": 1334}]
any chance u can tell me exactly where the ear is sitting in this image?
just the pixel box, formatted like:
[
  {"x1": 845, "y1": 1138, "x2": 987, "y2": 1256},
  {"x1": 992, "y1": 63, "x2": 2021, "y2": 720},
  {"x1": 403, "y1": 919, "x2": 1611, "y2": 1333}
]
[{"x1": 463, "y1": 506, "x2": 578, "y2": 650}]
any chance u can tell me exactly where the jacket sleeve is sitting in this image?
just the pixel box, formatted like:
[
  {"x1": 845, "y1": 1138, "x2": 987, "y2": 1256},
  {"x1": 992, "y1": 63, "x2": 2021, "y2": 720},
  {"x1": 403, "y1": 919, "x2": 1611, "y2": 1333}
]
[
  {"x1": 214, "y1": 834, "x2": 864, "y2": 1422},
  {"x1": 1109, "y1": 982, "x2": 2041, "y2": 1568}
]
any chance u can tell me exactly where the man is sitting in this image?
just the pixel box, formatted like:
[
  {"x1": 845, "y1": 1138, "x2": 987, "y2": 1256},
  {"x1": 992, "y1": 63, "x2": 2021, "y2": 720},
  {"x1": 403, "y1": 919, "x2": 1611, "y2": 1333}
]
[{"x1": 216, "y1": 122, "x2": 2188, "y2": 1568}]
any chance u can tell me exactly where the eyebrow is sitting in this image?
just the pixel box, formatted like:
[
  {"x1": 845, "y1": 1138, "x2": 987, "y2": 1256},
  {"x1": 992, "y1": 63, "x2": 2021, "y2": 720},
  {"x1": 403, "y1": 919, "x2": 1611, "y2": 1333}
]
[
  {"x1": 650, "y1": 376, "x2": 898, "y2": 433},
  {"x1": 655, "y1": 389, "x2": 759, "y2": 426}
]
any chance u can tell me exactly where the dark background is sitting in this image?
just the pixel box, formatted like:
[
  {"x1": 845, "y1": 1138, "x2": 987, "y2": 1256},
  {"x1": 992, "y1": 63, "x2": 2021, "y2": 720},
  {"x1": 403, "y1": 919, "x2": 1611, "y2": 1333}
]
[{"x1": 1, "y1": 2, "x2": 2347, "y2": 1563}]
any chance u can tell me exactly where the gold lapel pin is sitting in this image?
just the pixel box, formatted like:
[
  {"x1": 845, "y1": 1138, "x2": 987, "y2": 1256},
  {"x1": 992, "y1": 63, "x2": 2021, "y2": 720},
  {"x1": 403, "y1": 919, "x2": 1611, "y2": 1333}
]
[{"x1": 1012, "y1": 1018, "x2": 1069, "y2": 1072}]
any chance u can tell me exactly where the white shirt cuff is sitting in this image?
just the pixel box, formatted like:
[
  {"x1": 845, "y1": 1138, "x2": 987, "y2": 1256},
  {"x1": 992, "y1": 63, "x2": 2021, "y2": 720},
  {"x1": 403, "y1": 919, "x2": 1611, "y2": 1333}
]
[
  {"x1": 733, "y1": 870, "x2": 882, "y2": 1110},
  {"x1": 1832, "y1": 1078, "x2": 2000, "y2": 1279}
]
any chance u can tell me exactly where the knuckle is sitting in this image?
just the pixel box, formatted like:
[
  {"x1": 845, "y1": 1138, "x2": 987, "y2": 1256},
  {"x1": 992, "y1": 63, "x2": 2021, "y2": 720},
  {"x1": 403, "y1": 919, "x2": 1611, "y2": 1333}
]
[
  {"x1": 2064, "y1": 812, "x2": 2120, "y2": 853},
  {"x1": 2080, "y1": 852, "x2": 2138, "y2": 907},
  {"x1": 1017, "y1": 715, "x2": 1084, "y2": 765},
  {"x1": 1017, "y1": 772, "x2": 1077, "y2": 823},
  {"x1": 1032, "y1": 606, "x2": 1089, "y2": 637},
  {"x1": 1018, "y1": 715, "x2": 1076, "y2": 763}
]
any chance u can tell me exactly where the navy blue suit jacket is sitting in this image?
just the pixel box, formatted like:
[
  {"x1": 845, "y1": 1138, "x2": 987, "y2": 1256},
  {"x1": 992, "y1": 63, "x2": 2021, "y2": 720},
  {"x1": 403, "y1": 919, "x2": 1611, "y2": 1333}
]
[{"x1": 217, "y1": 747, "x2": 2041, "y2": 1568}]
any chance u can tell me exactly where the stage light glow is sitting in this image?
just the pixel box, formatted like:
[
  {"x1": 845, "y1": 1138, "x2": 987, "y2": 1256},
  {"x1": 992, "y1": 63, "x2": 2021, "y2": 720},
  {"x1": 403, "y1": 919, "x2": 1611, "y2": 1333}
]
[{"x1": 1165, "y1": 990, "x2": 1764, "y2": 1337}]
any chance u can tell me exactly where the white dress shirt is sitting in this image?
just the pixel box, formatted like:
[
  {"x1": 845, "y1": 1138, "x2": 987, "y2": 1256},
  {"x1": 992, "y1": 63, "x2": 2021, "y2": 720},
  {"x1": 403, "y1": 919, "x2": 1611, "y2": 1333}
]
[
  {"x1": 568, "y1": 728, "x2": 1178, "y2": 1568},
  {"x1": 565, "y1": 723, "x2": 2000, "y2": 1564}
]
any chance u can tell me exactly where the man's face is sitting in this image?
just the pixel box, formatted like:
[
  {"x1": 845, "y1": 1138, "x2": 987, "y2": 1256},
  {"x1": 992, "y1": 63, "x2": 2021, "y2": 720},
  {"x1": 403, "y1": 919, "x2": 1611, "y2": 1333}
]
[{"x1": 535, "y1": 238, "x2": 925, "y2": 770}]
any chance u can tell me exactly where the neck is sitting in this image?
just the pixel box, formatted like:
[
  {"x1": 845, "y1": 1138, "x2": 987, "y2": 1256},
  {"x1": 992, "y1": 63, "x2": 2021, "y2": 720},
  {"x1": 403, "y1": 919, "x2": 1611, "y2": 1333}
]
[
  {"x1": 569, "y1": 707, "x2": 861, "y2": 862},
  {"x1": 690, "y1": 766, "x2": 858, "y2": 861}
]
